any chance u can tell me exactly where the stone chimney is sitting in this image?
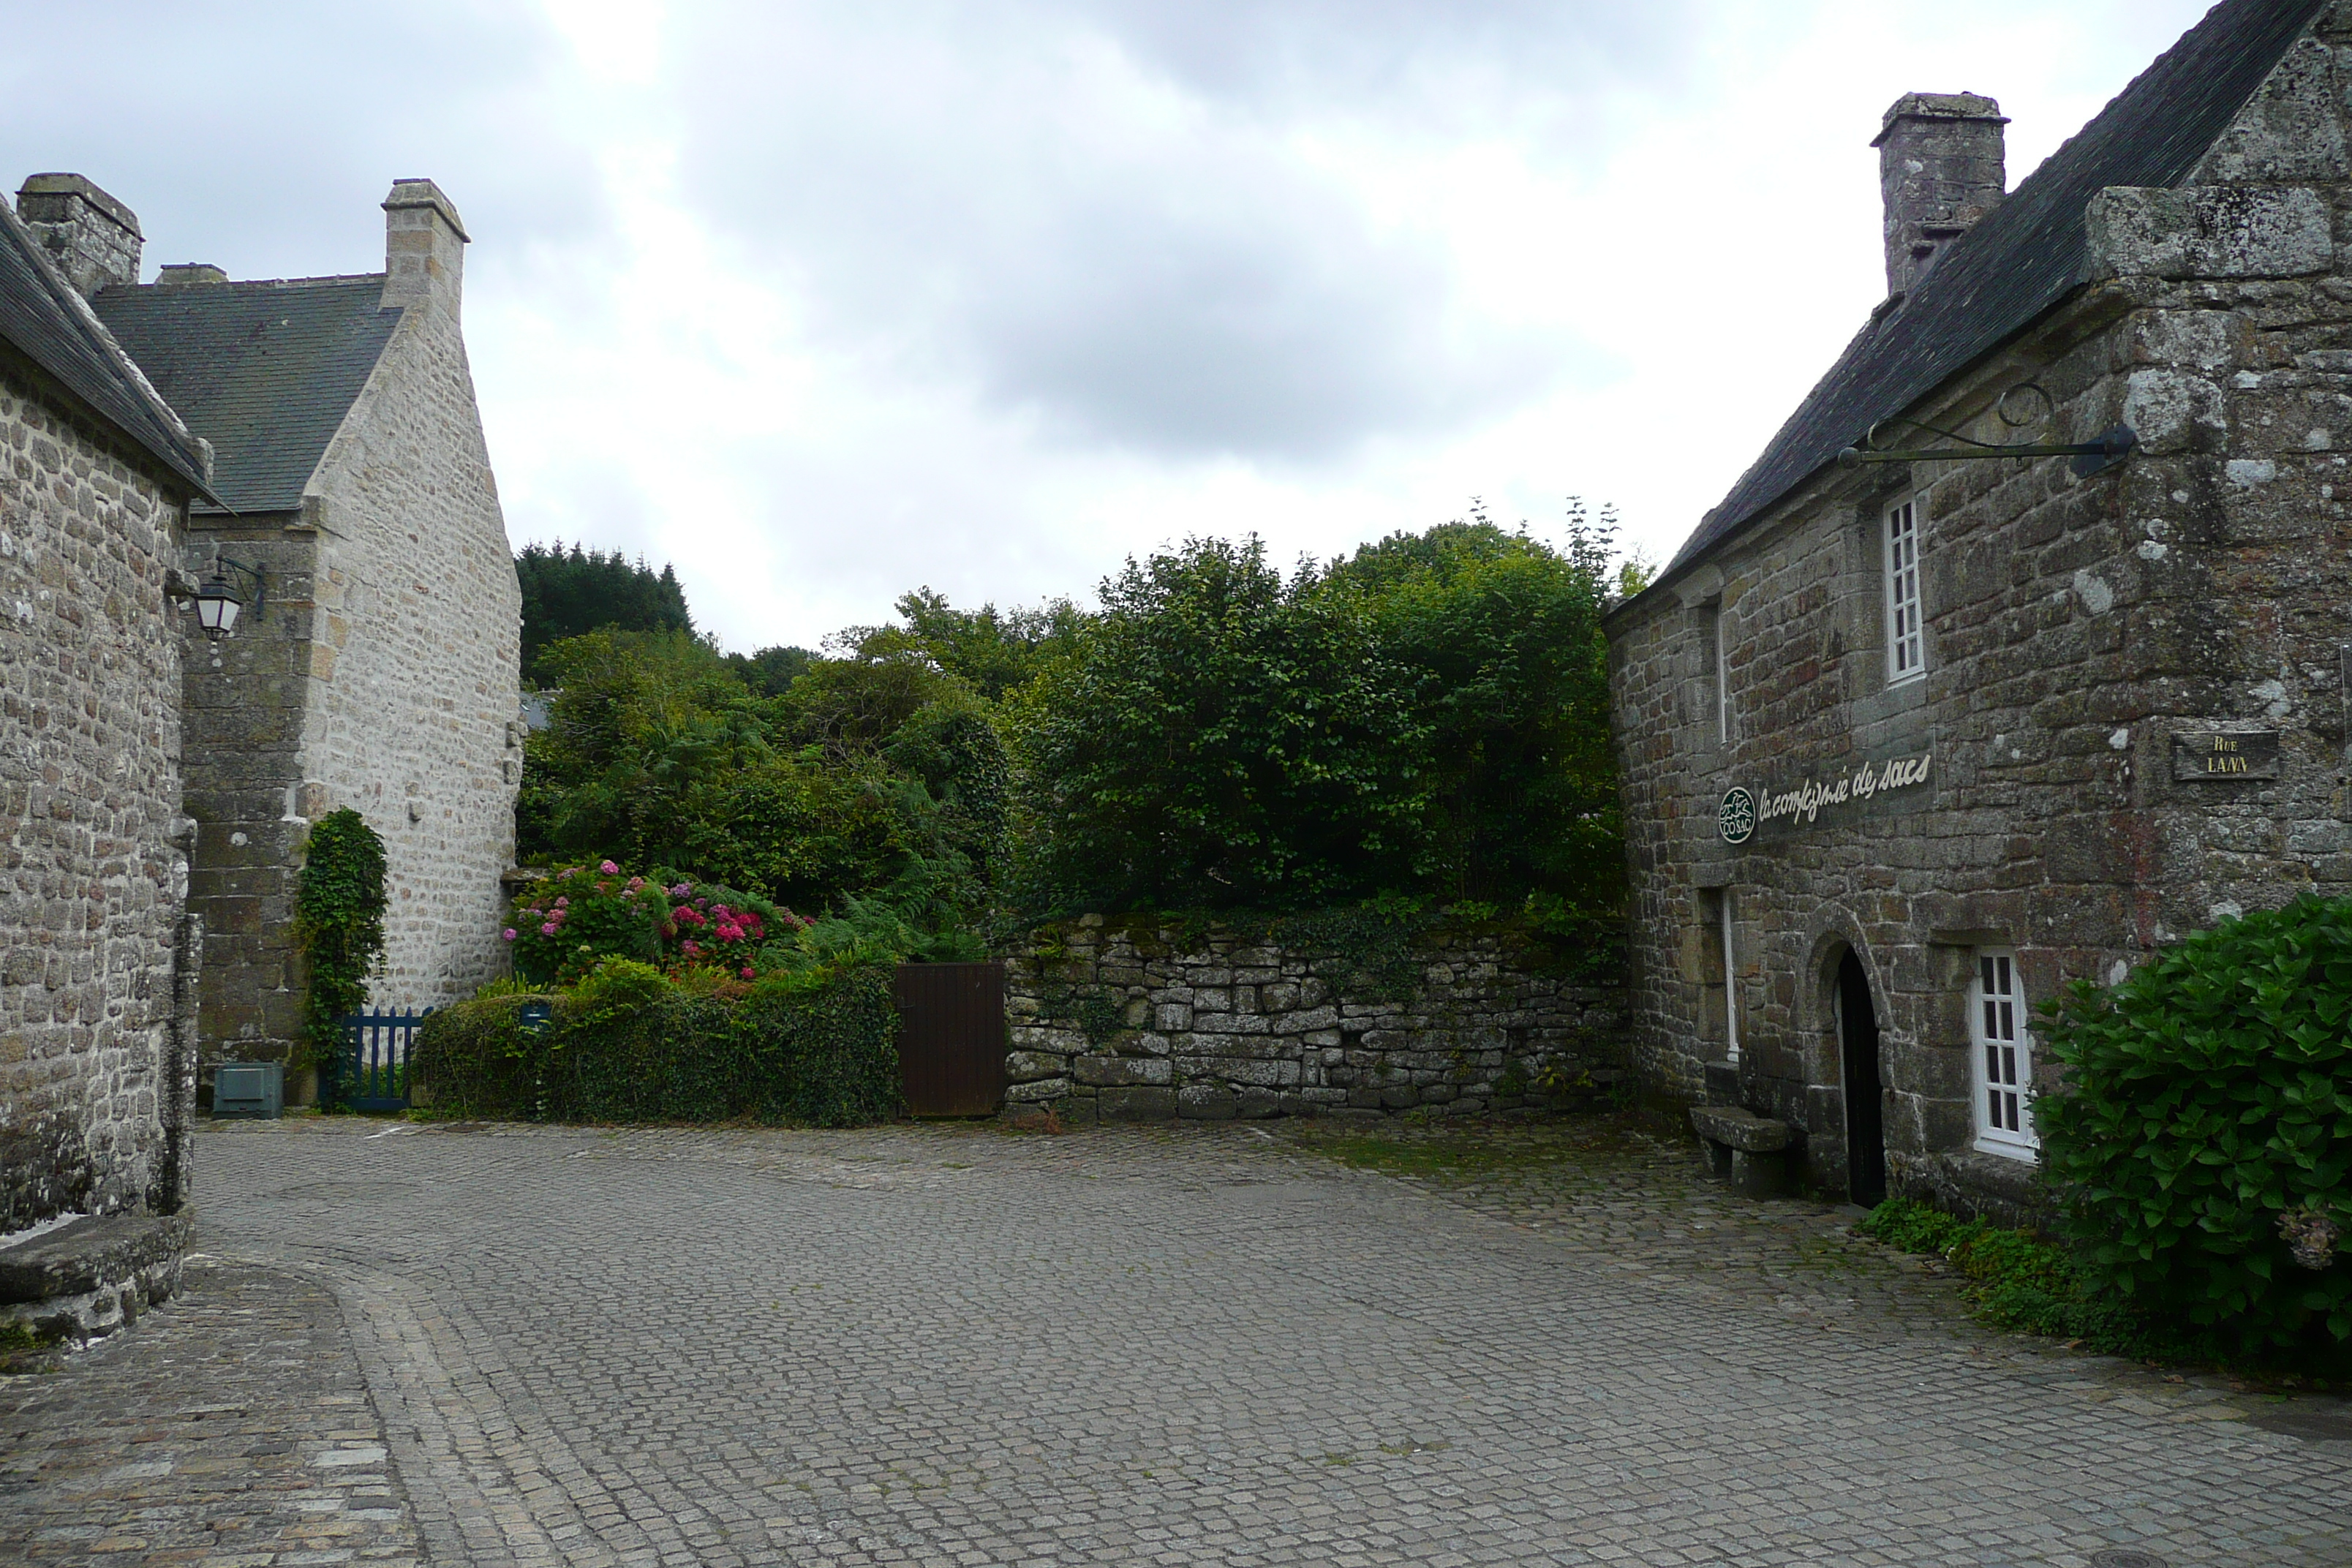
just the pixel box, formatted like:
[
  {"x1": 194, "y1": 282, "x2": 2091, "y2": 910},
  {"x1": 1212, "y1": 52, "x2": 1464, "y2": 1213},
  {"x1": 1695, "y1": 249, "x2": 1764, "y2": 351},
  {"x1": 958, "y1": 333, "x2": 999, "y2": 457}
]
[
  {"x1": 14, "y1": 173, "x2": 142, "y2": 298},
  {"x1": 1872, "y1": 93, "x2": 2007, "y2": 298},
  {"x1": 380, "y1": 178, "x2": 468, "y2": 318},
  {"x1": 157, "y1": 263, "x2": 227, "y2": 287}
]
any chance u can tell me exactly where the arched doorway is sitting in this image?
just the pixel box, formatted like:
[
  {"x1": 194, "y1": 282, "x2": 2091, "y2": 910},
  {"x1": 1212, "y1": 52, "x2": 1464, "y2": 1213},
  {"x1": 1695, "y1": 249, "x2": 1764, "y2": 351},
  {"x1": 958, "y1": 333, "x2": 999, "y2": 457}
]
[{"x1": 1836, "y1": 950, "x2": 1887, "y2": 1205}]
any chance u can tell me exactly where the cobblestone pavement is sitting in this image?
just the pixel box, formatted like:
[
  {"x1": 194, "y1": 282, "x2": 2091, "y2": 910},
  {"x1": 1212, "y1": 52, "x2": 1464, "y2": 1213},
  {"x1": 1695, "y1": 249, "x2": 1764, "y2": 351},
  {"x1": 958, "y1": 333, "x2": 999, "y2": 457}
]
[
  {"x1": 12, "y1": 1114, "x2": 2349, "y2": 1567},
  {"x1": 0, "y1": 1256, "x2": 423, "y2": 1564}
]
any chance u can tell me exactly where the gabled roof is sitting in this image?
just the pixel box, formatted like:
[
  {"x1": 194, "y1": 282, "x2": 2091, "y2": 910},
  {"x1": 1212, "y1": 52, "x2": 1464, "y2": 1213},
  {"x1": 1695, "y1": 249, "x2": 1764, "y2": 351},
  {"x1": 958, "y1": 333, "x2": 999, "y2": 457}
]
[
  {"x1": 1654, "y1": 0, "x2": 2328, "y2": 587},
  {"x1": 91, "y1": 275, "x2": 403, "y2": 514},
  {"x1": 0, "y1": 198, "x2": 214, "y2": 497}
]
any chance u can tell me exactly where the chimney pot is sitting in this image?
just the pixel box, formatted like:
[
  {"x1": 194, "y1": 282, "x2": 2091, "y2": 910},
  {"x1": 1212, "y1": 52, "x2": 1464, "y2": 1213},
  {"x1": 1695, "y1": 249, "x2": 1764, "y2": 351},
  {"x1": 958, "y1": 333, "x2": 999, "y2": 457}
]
[
  {"x1": 157, "y1": 263, "x2": 227, "y2": 287},
  {"x1": 14, "y1": 173, "x2": 143, "y2": 298},
  {"x1": 380, "y1": 178, "x2": 469, "y2": 319},
  {"x1": 1873, "y1": 92, "x2": 2007, "y2": 298}
]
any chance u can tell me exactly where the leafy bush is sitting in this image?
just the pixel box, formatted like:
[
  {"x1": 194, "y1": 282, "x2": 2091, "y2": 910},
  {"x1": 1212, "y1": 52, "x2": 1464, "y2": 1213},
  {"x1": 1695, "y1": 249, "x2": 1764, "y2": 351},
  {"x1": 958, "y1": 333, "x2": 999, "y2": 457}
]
[
  {"x1": 296, "y1": 808, "x2": 388, "y2": 1071},
  {"x1": 1003, "y1": 506, "x2": 1629, "y2": 932},
  {"x1": 2036, "y1": 894, "x2": 2352, "y2": 1367},
  {"x1": 1858, "y1": 1199, "x2": 2154, "y2": 1354},
  {"x1": 412, "y1": 959, "x2": 899, "y2": 1128},
  {"x1": 505, "y1": 862, "x2": 804, "y2": 987}
]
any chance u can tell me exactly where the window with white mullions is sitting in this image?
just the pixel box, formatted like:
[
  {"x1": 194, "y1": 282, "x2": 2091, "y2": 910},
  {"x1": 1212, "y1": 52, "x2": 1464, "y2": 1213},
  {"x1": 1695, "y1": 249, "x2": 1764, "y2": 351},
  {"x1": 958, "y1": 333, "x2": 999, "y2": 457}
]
[
  {"x1": 1884, "y1": 497, "x2": 1923, "y2": 684},
  {"x1": 1972, "y1": 950, "x2": 2035, "y2": 1156}
]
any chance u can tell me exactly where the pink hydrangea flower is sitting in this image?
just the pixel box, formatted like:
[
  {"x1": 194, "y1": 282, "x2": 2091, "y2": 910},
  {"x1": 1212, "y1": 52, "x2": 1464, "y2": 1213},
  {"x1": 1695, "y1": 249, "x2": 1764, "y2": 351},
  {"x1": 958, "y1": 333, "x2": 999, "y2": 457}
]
[
  {"x1": 669, "y1": 882, "x2": 691, "y2": 897},
  {"x1": 502, "y1": 928, "x2": 517, "y2": 941},
  {"x1": 740, "y1": 966, "x2": 755, "y2": 980},
  {"x1": 627, "y1": 877, "x2": 644, "y2": 892},
  {"x1": 540, "y1": 922, "x2": 558, "y2": 936},
  {"x1": 600, "y1": 860, "x2": 619, "y2": 875},
  {"x1": 554, "y1": 896, "x2": 568, "y2": 908}
]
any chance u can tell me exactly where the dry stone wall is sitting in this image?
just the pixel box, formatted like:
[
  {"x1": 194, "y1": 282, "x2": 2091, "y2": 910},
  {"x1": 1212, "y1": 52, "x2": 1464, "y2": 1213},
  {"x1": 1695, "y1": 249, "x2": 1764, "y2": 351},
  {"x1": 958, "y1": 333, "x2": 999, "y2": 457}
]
[
  {"x1": 1003, "y1": 917, "x2": 1626, "y2": 1124},
  {"x1": 0, "y1": 361, "x2": 194, "y2": 1227}
]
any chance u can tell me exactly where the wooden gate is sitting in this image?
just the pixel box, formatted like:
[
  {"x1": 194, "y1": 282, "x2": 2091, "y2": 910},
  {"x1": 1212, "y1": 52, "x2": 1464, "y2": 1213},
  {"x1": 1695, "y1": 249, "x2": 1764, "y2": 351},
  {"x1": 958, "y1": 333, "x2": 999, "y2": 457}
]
[
  {"x1": 894, "y1": 962, "x2": 1006, "y2": 1117},
  {"x1": 333, "y1": 1010, "x2": 429, "y2": 1113}
]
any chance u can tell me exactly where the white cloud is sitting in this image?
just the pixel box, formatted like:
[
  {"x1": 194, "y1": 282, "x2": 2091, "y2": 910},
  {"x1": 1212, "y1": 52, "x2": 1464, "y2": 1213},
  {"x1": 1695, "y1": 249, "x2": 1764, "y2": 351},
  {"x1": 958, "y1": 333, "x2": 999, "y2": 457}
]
[{"x1": 4, "y1": 0, "x2": 2219, "y2": 649}]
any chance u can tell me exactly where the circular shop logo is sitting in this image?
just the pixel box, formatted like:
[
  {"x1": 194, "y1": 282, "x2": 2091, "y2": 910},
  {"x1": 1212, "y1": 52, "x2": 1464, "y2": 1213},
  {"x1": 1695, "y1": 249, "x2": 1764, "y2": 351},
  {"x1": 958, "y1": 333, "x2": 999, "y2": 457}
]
[{"x1": 1718, "y1": 787, "x2": 1755, "y2": 844}]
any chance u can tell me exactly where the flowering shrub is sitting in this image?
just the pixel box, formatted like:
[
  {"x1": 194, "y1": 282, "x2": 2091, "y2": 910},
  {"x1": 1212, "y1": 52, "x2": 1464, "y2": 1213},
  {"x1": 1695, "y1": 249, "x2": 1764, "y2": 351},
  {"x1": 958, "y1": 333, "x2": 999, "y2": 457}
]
[{"x1": 505, "y1": 860, "x2": 809, "y2": 986}]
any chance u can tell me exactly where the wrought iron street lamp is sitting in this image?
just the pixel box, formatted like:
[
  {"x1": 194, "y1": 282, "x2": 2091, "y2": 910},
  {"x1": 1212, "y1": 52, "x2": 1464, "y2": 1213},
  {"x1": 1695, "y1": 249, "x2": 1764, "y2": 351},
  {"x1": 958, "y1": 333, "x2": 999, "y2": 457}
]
[{"x1": 189, "y1": 558, "x2": 264, "y2": 642}]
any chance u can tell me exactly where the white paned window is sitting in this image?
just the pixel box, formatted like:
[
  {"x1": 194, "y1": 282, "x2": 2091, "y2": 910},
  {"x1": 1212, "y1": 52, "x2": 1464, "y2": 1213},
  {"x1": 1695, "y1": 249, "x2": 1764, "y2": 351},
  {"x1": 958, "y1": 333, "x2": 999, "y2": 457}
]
[
  {"x1": 1714, "y1": 605, "x2": 1732, "y2": 743},
  {"x1": 1720, "y1": 891, "x2": 1740, "y2": 1061},
  {"x1": 1972, "y1": 950, "x2": 2036, "y2": 1156},
  {"x1": 1884, "y1": 497, "x2": 1924, "y2": 684}
]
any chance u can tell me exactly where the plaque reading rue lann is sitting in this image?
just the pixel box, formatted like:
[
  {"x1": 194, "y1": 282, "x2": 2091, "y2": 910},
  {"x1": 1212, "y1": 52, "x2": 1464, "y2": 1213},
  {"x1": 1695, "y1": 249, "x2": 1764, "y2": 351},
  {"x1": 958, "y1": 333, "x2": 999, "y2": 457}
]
[{"x1": 2171, "y1": 730, "x2": 2281, "y2": 781}]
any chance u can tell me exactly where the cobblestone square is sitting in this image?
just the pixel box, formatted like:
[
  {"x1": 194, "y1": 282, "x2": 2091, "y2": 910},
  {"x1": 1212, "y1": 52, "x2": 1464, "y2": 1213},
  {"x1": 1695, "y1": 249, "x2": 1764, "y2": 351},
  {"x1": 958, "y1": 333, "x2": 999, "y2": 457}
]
[{"x1": 4, "y1": 1115, "x2": 2346, "y2": 1566}]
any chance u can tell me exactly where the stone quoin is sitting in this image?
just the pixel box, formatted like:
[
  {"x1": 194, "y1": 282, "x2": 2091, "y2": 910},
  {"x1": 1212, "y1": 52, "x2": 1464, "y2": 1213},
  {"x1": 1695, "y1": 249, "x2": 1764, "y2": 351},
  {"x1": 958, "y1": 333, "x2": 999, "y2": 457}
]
[{"x1": 1605, "y1": 0, "x2": 2352, "y2": 1221}]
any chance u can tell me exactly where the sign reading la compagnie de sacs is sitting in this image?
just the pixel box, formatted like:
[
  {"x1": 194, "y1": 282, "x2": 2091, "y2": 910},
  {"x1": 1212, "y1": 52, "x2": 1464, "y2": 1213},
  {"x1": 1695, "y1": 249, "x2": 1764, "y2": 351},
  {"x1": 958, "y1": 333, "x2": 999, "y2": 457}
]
[{"x1": 1719, "y1": 751, "x2": 1933, "y2": 844}]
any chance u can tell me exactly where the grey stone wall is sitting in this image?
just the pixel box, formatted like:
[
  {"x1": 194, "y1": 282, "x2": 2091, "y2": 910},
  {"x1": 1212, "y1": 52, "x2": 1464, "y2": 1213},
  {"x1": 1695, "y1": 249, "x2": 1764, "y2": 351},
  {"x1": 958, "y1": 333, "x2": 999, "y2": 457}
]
[
  {"x1": 1003, "y1": 917, "x2": 1626, "y2": 1124},
  {"x1": 179, "y1": 184, "x2": 521, "y2": 1093},
  {"x1": 0, "y1": 359, "x2": 192, "y2": 1228},
  {"x1": 1605, "y1": 16, "x2": 2352, "y2": 1218},
  {"x1": 298, "y1": 186, "x2": 520, "y2": 1020}
]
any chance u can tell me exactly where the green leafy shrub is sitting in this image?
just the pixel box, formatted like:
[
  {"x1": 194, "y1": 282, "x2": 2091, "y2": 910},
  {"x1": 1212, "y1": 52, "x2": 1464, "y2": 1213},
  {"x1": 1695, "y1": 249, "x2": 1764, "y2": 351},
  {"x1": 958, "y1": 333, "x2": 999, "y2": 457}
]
[
  {"x1": 412, "y1": 959, "x2": 898, "y2": 1127},
  {"x1": 295, "y1": 808, "x2": 388, "y2": 1071},
  {"x1": 410, "y1": 992, "x2": 553, "y2": 1119},
  {"x1": 2036, "y1": 894, "x2": 2352, "y2": 1366},
  {"x1": 739, "y1": 963, "x2": 900, "y2": 1127},
  {"x1": 506, "y1": 862, "x2": 804, "y2": 987},
  {"x1": 1858, "y1": 1199, "x2": 2155, "y2": 1354}
]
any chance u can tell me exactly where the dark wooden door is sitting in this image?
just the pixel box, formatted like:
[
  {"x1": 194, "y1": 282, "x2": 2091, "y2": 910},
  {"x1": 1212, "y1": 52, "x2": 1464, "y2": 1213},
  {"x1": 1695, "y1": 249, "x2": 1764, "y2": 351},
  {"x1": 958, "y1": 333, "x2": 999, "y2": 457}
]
[
  {"x1": 1838, "y1": 951, "x2": 1887, "y2": 1206},
  {"x1": 894, "y1": 962, "x2": 1006, "y2": 1117}
]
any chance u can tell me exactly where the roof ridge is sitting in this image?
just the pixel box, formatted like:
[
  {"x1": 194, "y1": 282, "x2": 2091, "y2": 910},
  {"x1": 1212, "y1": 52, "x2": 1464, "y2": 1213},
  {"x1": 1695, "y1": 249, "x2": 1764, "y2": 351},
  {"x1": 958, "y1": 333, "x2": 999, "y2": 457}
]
[
  {"x1": 119, "y1": 271, "x2": 391, "y2": 293},
  {"x1": 1643, "y1": 0, "x2": 2329, "y2": 596}
]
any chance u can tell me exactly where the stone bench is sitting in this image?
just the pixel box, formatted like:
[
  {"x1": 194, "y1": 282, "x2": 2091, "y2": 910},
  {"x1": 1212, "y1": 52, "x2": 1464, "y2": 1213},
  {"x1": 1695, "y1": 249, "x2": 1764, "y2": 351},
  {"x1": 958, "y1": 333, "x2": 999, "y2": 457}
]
[
  {"x1": 1690, "y1": 1107, "x2": 1794, "y2": 1199},
  {"x1": 0, "y1": 1213, "x2": 191, "y2": 1346}
]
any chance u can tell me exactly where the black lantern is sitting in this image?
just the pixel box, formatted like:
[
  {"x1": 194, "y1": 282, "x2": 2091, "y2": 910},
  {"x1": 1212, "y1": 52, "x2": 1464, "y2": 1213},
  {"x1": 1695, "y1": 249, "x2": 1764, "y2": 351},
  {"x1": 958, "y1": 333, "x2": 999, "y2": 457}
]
[{"x1": 189, "y1": 558, "x2": 264, "y2": 642}]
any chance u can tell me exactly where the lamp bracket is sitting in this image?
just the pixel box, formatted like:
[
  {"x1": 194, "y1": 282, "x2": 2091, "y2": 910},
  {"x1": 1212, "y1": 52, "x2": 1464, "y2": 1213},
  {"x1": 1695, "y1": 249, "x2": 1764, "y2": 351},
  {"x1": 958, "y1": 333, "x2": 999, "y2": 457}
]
[{"x1": 1836, "y1": 384, "x2": 2136, "y2": 478}]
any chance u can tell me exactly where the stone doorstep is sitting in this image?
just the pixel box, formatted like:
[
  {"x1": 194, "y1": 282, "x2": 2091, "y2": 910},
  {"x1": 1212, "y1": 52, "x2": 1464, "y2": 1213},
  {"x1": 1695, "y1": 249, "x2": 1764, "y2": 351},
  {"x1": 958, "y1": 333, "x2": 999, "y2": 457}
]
[
  {"x1": 1689, "y1": 1106, "x2": 1791, "y2": 1153},
  {"x1": 0, "y1": 1212, "x2": 191, "y2": 1344}
]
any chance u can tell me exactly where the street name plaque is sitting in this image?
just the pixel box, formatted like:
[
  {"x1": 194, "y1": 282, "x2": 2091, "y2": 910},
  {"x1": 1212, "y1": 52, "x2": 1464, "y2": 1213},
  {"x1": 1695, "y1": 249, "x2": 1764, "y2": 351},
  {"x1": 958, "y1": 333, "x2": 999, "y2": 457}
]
[{"x1": 2171, "y1": 731, "x2": 2280, "y2": 781}]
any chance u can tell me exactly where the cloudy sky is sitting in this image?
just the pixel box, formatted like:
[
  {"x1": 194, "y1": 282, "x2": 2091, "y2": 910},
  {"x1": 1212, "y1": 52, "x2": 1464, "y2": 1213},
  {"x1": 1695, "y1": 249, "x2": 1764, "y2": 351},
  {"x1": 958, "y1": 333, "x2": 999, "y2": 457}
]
[{"x1": 7, "y1": 1, "x2": 2215, "y2": 652}]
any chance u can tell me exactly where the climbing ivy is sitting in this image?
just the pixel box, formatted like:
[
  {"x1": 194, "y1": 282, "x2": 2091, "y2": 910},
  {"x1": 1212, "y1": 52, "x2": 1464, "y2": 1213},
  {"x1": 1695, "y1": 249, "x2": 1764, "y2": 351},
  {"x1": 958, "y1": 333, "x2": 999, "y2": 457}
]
[{"x1": 295, "y1": 808, "x2": 388, "y2": 1071}]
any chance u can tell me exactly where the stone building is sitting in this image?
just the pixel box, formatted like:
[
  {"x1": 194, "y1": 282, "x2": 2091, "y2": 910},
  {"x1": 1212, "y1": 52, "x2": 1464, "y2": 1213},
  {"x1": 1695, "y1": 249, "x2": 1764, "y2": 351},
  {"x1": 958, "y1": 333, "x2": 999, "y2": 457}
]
[
  {"x1": 20, "y1": 173, "x2": 523, "y2": 1097},
  {"x1": 0, "y1": 189, "x2": 210, "y2": 1229},
  {"x1": 1605, "y1": 0, "x2": 2352, "y2": 1219}
]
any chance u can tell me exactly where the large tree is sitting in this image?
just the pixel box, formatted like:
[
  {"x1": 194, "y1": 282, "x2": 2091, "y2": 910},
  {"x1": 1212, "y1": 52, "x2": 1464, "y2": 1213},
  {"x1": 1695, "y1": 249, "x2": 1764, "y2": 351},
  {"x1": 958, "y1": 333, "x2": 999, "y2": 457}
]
[{"x1": 516, "y1": 541, "x2": 694, "y2": 676}]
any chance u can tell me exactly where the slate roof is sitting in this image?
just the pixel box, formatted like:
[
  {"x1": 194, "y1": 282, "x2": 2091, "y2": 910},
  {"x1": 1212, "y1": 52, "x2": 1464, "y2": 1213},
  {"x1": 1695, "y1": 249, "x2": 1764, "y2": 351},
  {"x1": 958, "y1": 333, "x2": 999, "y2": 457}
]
[
  {"x1": 1646, "y1": 0, "x2": 2328, "y2": 593},
  {"x1": 91, "y1": 275, "x2": 403, "y2": 514},
  {"x1": 0, "y1": 197, "x2": 214, "y2": 497}
]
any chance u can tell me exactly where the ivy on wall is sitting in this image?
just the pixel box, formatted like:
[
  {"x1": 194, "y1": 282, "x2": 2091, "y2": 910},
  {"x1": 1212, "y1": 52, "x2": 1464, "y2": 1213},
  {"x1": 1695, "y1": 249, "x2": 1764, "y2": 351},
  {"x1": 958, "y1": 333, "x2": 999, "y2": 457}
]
[{"x1": 295, "y1": 807, "x2": 388, "y2": 1068}]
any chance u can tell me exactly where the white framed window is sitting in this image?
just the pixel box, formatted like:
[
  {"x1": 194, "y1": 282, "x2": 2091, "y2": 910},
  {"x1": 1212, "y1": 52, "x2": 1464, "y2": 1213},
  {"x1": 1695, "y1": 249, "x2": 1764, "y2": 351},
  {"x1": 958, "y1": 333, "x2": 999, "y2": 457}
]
[
  {"x1": 1714, "y1": 604, "x2": 1732, "y2": 744},
  {"x1": 1884, "y1": 497, "x2": 1924, "y2": 684},
  {"x1": 1972, "y1": 950, "x2": 2036, "y2": 1156}
]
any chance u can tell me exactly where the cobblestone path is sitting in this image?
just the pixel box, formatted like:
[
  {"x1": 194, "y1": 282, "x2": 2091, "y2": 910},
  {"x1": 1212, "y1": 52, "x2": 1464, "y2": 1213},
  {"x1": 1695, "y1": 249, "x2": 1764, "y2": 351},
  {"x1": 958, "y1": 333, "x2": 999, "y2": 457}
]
[
  {"x1": 7, "y1": 1114, "x2": 2348, "y2": 1567},
  {"x1": 0, "y1": 1256, "x2": 423, "y2": 1564}
]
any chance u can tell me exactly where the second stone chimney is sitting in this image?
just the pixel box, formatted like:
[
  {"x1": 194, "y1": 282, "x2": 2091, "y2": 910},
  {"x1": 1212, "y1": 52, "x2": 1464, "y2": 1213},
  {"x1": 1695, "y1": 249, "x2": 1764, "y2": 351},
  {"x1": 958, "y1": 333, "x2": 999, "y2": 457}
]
[
  {"x1": 15, "y1": 173, "x2": 142, "y2": 298},
  {"x1": 380, "y1": 178, "x2": 468, "y2": 319},
  {"x1": 1873, "y1": 93, "x2": 2007, "y2": 298}
]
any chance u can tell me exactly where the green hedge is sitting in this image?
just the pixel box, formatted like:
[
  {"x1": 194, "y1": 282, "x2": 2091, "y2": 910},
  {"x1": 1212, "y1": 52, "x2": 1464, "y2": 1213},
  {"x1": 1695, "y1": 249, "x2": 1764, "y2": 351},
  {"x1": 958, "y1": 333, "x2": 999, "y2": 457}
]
[
  {"x1": 2038, "y1": 893, "x2": 2352, "y2": 1369},
  {"x1": 413, "y1": 962, "x2": 900, "y2": 1128}
]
